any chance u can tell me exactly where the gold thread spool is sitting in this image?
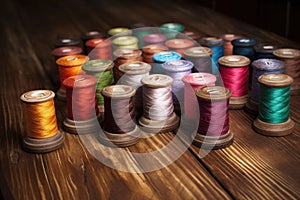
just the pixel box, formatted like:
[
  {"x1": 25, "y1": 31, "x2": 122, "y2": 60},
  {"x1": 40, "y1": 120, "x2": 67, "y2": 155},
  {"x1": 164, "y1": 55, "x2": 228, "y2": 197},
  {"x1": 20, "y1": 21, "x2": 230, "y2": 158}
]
[{"x1": 20, "y1": 90, "x2": 64, "y2": 153}]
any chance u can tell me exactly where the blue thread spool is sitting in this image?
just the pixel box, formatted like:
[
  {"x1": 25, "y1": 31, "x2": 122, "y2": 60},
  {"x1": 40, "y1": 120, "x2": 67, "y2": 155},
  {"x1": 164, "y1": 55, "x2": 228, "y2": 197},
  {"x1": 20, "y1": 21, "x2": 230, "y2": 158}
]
[
  {"x1": 245, "y1": 59, "x2": 285, "y2": 115},
  {"x1": 232, "y1": 38, "x2": 257, "y2": 61},
  {"x1": 199, "y1": 37, "x2": 224, "y2": 75},
  {"x1": 152, "y1": 51, "x2": 181, "y2": 74},
  {"x1": 254, "y1": 44, "x2": 277, "y2": 60}
]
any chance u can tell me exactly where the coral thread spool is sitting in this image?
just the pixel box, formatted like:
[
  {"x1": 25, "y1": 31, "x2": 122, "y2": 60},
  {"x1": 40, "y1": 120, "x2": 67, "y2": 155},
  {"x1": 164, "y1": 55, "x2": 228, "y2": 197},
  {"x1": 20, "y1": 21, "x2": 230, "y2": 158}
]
[
  {"x1": 139, "y1": 74, "x2": 180, "y2": 133},
  {"x1": 113, "y1": 49, "x2": 143, "y2": 82},
  {"x1": 82, "y1": 59, "x2": 114, "y2": 114},
  {"x1": 182, "y1": 73, "x2": 217, "y2": 126},
  {"x1": 162, "y1": 60, "x2": 194, "y2": 114},
  {"x1": 152, "y1": 51, "x2": 181, "y2": 74},
  {"x1": 112, "y1": 36, "x2": 138, "y2": 50},
  {"x1": 20, "y1": 90, "x2": 64, "y2": 153},
  {"x1": 54, "y1": 38, "x2": 81, "y2": 48},
  {"x1": 142, "y1": 44, "x2": 168, "y2": 63},
  {"x1": 56, "y1": 55, "x2": 89, "y2": 100},
  {"x1": 184, "y1": 47, "x2": 213, "y2": 73},
  {"x1": 273, "y1": 48, "x2": 300, "y2": 95},
  {"x1": 165, "y1": 38, "x2": 195, "y2": 57},
  {"x1": 253, "y1": 74, "x2": 295, "y2": 136},
  {"x1": 118, "y1": 61, "x2": 151, "y2": 118},
  {"x1": 219, "y1": 55, "x2": 250, "y2": 109},
  {"x1": 100, "y1": 85, "x2": 141, "y2": 147},
  {"x1": 142, "y1": 33, "x2": 167, "y2": 46},
  {"x1": 63, "y1": 75, "x2": 99, "y2": 134},
  {"x1": 245, "y1": 59, "x2": 285, "y2": 115},
  {"x1": 193, "y1": 86, "x2": 233, "y2": 149},
  {"x1": 254, "y1": 44, "x2": 277, "y2": 60},
  {"x1": 220, "y1": 34, "x2": 242, "y2": 56},
  {"x1": 85, "y1": 38, "x2": 112, "y2": 60},
  {"x1": 52, "y1": 46, "x2": 83, "y2": 60}
]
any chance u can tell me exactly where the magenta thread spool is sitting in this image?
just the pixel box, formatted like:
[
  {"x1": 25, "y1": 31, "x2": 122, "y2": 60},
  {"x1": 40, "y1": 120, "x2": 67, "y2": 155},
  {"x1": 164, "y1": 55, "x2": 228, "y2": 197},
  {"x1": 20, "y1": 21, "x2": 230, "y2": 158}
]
[
  {"x1": 142, "y1": 33, "x2": 167, "y2": 46},
  {"x1": 162, "y1": 60, "x2": 193, "y2": 114}
]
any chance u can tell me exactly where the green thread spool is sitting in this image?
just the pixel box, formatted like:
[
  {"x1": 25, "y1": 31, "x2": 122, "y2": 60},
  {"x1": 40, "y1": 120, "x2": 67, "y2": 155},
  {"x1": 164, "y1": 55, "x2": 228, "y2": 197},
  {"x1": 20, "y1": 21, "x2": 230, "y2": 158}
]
[
  {"x1": 82, "y1": 60, "x2": 114, "y2": 113},
  {"x1": 253, "y1": 74, "x2": 295, "y2": 136}
]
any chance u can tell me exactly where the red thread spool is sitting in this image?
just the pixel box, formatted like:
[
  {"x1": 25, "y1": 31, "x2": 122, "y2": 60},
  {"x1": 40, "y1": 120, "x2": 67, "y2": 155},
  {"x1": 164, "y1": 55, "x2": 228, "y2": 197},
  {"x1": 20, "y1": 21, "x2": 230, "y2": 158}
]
[
  {"x1": 56, "y1": 55, "x2": 89, "y2": 100},
  {"x1": 52, "y1": 46, "x2": 83, "y2": 60},
  {"x1": 194, "y1": 86, "x2": 233, "y2": 149},
  {"x1": 273, "y1": 48, "x2": 300, "y2": 95},
  {"x1": 81, "y1": 30, "x2": 107, "y2": 44},
  {"x1": 182, "y1": 73, "x2": 217, "y2": 121},
  {"x1": 220, "y1": 34, "x2": 242, "y2": 56},
  {"x1": 219, "y1": 55, "x2": 250, "y2": 109},
  {"x1": 63, "y1": 75, "x2": 99, "y2": 134},
  {"x1": 113, "y1": 49, "x2": 143, "y2": 82},
  {"x1": 165, "y1": 39, "x2": 195, "y2": 57},
  {"x1": 85, "y1": 38, "x2": 112, "y2": 60},
  {"x1": 142, "y1": 44, "x2": 168, "y2": 63},
  {"x1": 100, "y1": 85, "x2": 141, "y2": 147}
]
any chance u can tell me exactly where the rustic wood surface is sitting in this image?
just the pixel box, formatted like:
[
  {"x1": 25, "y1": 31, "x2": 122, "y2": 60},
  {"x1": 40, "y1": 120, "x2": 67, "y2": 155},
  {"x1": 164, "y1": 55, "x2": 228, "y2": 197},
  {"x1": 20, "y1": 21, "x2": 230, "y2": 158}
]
[{"x1": 1, "y1": 0, "x2": 300, "y2": 199}]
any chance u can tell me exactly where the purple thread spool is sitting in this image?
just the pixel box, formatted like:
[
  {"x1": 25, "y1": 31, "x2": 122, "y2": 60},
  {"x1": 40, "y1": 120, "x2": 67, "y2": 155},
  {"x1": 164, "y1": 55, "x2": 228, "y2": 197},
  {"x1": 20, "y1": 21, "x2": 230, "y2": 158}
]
[{"x1": 142, "y1": 33, "x2": 167, "y2": 46}]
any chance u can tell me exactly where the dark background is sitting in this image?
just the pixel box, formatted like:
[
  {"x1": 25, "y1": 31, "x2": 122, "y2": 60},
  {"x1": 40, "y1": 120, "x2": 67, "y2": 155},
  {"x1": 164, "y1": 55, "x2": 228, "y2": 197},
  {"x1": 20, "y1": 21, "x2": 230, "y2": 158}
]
[{"x1": 189, "y1": 0, "x2": 300, "y2": 44}]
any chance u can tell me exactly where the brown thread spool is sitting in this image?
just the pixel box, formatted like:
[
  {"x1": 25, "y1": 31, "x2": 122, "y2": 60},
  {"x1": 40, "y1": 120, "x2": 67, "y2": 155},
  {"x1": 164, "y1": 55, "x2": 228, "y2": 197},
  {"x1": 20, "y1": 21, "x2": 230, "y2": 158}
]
[
  {"x1": 113, "y1": 49, "x2": 143, "y2": 82},
  {"x1": 56, "y1": 55, "x2": 89, "y2": 100},
  {"x1": 139, "y1": 74, "x2": 180, "y2": 133},
  {"x1": 273, "y1": 48, "x2": 300, "y2": 95},
  {"x1": 100, "y1": 85, "x2": 141, "y2": 147},
  {"x1": 51, "y1": 46, "x2": 83, "y2": 60},
  {"x1": 220, "y1": 34, "x2": 242, "y2": 56},
  {"x1": 165, "y1": 38, "x2": 195, "y2": 57},
  {"x1": 85, "y1": 38, "x2": 112, "y2": 60},
  {"x1": 63, "y1": 75, "x2": 99, "y2": 134},
  {"x1": 253, "y1": 74, "x2": 295, "y2": 136},
  {"x1": 142, "y1": 44, "x2": 168, "y2": 63},
  {"x1": 193, "y1": 86, "x2": 233, "y2": 149},
  {"x1": 20, "y1": 90, "x2": 64, "y2": 153},
  {"x1": 177, "y1": 30, "x2": 205, "y2": 41}
]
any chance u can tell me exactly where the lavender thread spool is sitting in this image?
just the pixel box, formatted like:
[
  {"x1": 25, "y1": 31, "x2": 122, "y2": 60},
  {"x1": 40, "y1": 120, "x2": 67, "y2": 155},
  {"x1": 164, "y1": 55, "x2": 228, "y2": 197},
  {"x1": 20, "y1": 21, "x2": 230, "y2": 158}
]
[
  {"x1": 152, "y1": 51, "x2": 181, "y2": 74},
  {"x1": 142, "y1": 33, "x2": 167, "y2": 46}
]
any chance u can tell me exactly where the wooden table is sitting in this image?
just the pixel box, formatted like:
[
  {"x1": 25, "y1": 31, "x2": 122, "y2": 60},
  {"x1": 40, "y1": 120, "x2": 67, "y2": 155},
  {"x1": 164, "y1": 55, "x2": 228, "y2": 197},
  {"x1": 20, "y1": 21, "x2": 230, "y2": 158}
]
[{"x1": 1, "y1": 0, "x2": 300, "y2": 199}]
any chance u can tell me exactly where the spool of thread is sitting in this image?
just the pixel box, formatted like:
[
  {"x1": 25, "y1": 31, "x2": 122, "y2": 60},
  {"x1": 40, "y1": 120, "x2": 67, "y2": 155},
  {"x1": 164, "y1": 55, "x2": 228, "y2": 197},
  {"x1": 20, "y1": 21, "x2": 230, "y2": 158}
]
[
  {"x1": 142, "y1": 33, "x2": 167, "y2": 46},
  {"x1": 139, "y1": 74, "x2": 180, "y2": 133},
  {"x1": 81, "y1": 30, "x2": 108, "y2": 53},
  {"x1": 232, "y1": 37, "x2": 257, "y2": 61},
  {"x1": 273, "y1": 48, "x2": 300, "y2": 95},
  {"x1": 165, "y1": 38, "x2": 195, "y2": 57},
  {"x1": 254, "y1": 44, "x2": 277, "y2": 60},
  {"x1": 219, "y1": 55, "x2": 250, "y2": 109},
  {"x1": 193, "y1": 86, "x2": 233, "y2": 149},
  {"x1": 160, "y1": 23, "x2": 184, "y2": 39},
  {"x1": 118, "y1": 61, "x2": 151, "y2": 118},
  {"x1": 112, "y1": 36, "x2": 138, "y2": 50},
  {"x1": 151, "y1": 51, "x2": 181, "y2": 74},
  {"x1": 85, "y1": 38, "x2": 112, "y2": 60},
  {"x1": 177, "y1": 30, "x2": 204, "y2": 41},
  {"x1": 54, "y1": 38, "x2": 81, "y2": 48},
  {"x1": 82, "y1": 59, "x2": 114, "y2": 115},
  {"x1": 220, "y1": 34, "x2": 242, "y2": 56},
  {"x1": 100, "y1": 85, "x2": 140, "y2": 147},
  {"x1": 20, "y1": 90, "x2": 64, "y2": 153},
  {"x1": 142, "y1": 44, "x2": 168, "y2": 63},
  {"x1": 52, "y1": 46, "x2": 83, "y2": 60},
  {"x1": 182, "y1": 73, "x2": 217, "y2": 122},
  {"x1": 199, "y1": 37, "x2": 225, "y2": 75},
  {"x1": 56, "y1": 55, "x2": 89, "y2": 100},
  {"x1": 131, "y1": 26, "x2": 153, "y2": 48},
  {"x1": 63, "y1": 75, "x2": 99, "y2": 134},
  {"x1": 108, "y1": 27, "x2": 131, "y2": 37},
  {"x1": 253, "y1": 74, "x2": 295, "y2": 136},
  {"x1": 245, "y1": 59, "x2": 285, "y2": 115},
  {"x1": 113, "y1": 49, "x2": 143, "y2": 82},
  {"x1": 162, "y1": 60, "x2": 193, "y2": 114},
  {"x1": 184, "y1": 46, "x2": 213, "y2": 73}
]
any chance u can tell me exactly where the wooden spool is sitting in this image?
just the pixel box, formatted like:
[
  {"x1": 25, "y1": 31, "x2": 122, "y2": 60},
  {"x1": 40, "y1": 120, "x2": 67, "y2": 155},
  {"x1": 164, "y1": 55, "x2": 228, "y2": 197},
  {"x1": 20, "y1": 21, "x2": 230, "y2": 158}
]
[
  {"x1": 193, "y1": 86, "x2": 233, "y2": 149},
  {"x1": 253, "y1": 74, "x2": 295, "y2": 136},
  {"x1": 218, "y1": 55, "x2": 250, "y2": 109},
  {"x1": 100, "y1": 85, "x2": 141, "y2": 147},
  {"x1": 139, "y1": 74, "x2": 180, "y2": 133},
  {"x1": 20, "y1": 90, "x2": 64, "y2": 153}
]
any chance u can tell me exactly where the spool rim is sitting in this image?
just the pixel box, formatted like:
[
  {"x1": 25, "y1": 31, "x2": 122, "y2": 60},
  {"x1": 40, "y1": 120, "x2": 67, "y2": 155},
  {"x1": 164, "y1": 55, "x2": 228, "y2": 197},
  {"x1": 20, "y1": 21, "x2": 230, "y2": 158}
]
[
  {"x1": 21, "y1": 90, "x2": 55, "y2": 103},
  {"x1": 218, "y1": 55, "x2": 251, "y2": 67},
  {"x1": 119, "y1": 61, "x2": 151, "y2": 74},
  {"x1": 183, "y1": 46, "x2": 213, "y2": 57},
  {"x1": 258, "y1": 74, "x2": 293, "y2": 87},
  {"x1": 196, "y1": 86, "x2": 231, "y2": 101},
  {"x1": 101, "y1": 85, "x2": 136, "y2": 98},
  {"x1": 56, "y1": 54, "x2": 89, "y2": 67},
  {"x1": 273, "y1": 48, "x2": 300, "y2": 59},
  {"x1": 141, "y1": 74, "x2": 173, "y2": 88}
]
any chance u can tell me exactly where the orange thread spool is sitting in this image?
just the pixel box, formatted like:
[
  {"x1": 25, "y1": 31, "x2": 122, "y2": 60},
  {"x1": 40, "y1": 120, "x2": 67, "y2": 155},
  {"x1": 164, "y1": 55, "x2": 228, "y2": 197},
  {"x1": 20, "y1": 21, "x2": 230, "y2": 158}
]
[
  {"x1": 20, "y1": 90, "x2": 64, "y2": 153},
  {"x1": 142, "y1": 44, "x2": 168, "y2": 63},
  {"x1": 56, "y1": 54, "x2": 89, "y2": 100},
  {"x1": 220, "y1": 34, "x2": 242, "y2": 56}
]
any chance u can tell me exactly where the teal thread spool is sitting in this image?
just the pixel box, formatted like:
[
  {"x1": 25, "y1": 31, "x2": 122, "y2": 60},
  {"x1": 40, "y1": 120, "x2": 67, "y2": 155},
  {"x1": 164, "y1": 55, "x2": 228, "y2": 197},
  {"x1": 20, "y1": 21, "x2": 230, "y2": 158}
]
[
  {"x1": 82, "y1": 60, "x2": 114, "y2": 114},
  {"x1": 160, "y1": 23, "x2": 184, "y2": 39},
  {"x1": 253, "y1": 74, "x2": 295, "y2": 136}
]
